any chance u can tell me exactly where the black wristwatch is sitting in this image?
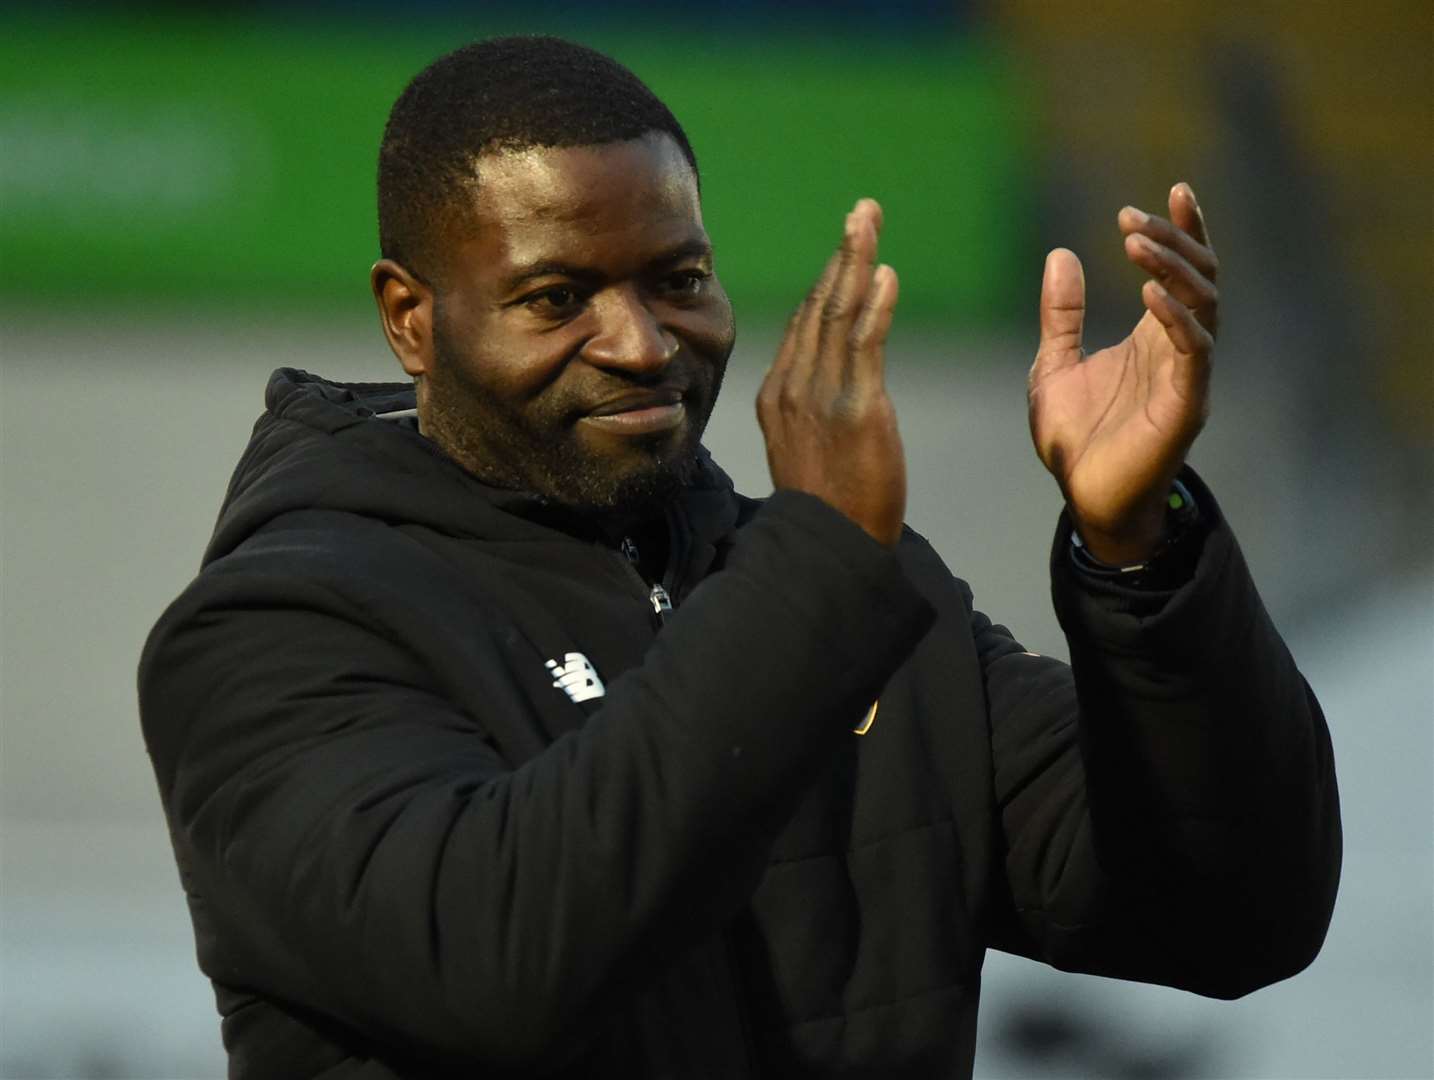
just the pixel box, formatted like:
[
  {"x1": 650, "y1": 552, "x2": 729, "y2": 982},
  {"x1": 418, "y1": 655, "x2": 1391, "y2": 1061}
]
[{"x1": 1069, "y1": 478, "x2": 1202, "y2": 589}]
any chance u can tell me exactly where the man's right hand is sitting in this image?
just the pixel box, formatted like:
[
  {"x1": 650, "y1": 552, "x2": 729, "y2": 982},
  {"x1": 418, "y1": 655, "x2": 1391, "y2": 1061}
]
[{"x1": 757, "y1": 199, "x2": 907, "y2": 548}]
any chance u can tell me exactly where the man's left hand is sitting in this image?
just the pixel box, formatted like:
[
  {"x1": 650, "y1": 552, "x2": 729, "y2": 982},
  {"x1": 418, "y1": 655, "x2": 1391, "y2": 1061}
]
[{"x1": 1027, "y1": 182, "x2": 1219, "y2": 566}]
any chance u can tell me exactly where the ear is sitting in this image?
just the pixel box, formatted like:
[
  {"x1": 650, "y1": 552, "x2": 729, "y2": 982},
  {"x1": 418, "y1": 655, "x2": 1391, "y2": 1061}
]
[{"x1": 371, "y1": 258, "x2": 435, "y2": 378}]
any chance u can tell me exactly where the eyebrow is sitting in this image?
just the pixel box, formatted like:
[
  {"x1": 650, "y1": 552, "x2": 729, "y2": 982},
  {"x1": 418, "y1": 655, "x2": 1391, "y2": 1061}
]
[{"x1": 499, "y1": 238, "x2": 713, "y2": 295}]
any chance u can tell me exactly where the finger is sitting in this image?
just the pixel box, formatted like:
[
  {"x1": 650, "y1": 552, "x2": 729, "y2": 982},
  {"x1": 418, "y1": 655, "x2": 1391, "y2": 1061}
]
[
  {"x1": 780, "y1": 247, "x2": 842, "y2": 379},
  {"x1": 763, "y1": 258, "x2": 837, "y2": 421},
  {"x1": 1030, "y1": 248, "x2": 1085, "y2": 386},
  {"x1": 759, "y1": 303, "x2": 806, "y2": 417},
  {"x1": 1124, "y1": 232, "x2": 1219, "y2": 334},
  {"x1": 763, "y1": 201, "x2": 877, "y2": 415},
  {"x1": 784, "y1": 205, "x2": 873, "y2": 389},
  {"x1": 768, "y1": 253, "x2": 834, "y2": 381},
  {"x1": 848, "y1": 263, "x2": 899, "y2": 388},
  {"x1": 1169, "y1": 181, "x2": 1211, "y2": 250},
  {"x1": 1142, "y1": 280, "x2": 1214, "y2": 361},
  {"x1": 816, "y1": 200, "x2": 882, "y2": 370},
  {"x1": 1117, "y1": 202, "x2": 1218, "y2": 282}
]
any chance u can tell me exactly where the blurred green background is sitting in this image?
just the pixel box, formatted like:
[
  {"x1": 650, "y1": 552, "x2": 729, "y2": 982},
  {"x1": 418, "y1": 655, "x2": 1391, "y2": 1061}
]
[{"x1": 0, "y1": 11, "x2": 1034, "y2": 322}]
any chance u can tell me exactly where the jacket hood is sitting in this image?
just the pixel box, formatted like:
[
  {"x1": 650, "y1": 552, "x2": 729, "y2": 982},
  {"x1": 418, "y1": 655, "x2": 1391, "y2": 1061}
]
[{"x1": 203, "y1": 368, "x2": 738, "y2": 567}]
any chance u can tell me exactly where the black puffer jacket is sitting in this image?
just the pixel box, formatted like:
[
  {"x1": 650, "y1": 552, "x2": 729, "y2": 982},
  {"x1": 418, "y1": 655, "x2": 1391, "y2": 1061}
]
[{"x1": 139, "y1": 369, "x2": 1340, "y2": 1078}]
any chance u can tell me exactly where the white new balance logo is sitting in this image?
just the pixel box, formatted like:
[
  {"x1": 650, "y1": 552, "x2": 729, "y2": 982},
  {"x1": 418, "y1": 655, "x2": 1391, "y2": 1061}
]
[{"x1": 545, "y1": 652, "x2": 606, "y2": 703}]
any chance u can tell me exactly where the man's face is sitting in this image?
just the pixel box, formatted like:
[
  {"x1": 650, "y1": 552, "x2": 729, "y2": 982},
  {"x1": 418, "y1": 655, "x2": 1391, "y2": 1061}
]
[{"x1": 421, "y1": 133, "x2": 735, "y2": 514}]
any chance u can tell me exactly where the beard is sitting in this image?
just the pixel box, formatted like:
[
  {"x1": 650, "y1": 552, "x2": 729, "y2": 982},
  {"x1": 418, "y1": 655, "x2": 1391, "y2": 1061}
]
[{"x1": 423, "y1": 320, "x2": 724, "y2": 516}]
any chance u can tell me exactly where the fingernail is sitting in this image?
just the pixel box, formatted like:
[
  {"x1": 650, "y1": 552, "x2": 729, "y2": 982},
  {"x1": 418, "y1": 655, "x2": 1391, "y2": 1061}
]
[
  {"x1": 1123, "y1": 206, "x2": 1148, "y2": 225},
  {"x1": 1177, "y1": 182, "x2": 1199, "y2": 207}
]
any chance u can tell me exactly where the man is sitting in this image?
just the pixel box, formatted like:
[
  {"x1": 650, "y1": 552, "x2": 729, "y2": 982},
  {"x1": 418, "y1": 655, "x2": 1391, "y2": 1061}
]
[{"x1": 139, "y1": 35, "x2": 1340, "y2": 1078}]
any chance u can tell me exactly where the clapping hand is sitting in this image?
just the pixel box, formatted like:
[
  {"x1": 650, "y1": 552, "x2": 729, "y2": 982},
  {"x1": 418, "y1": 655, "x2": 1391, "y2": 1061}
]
[
  {"x1": 1028, "y1": 183, "x2": 1219, "y2": 565},
  {"x1": 758, "y1": 199, "x2": 906, "y2": 548}
]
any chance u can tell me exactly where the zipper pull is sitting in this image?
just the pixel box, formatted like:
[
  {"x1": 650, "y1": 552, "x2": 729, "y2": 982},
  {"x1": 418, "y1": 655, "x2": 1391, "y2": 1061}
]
[{"x1": 624, "y1": 536, "x2": 672, "y2": 624}]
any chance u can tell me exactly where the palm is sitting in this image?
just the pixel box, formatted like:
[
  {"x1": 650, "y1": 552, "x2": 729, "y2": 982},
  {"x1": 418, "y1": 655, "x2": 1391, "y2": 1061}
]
[
  {"x1": 1027, "y1": 186, "x2": 1219, "y2": 563},
  {"x1": 1030, "y1": 310, "x2": 1204, "y2": 535}
]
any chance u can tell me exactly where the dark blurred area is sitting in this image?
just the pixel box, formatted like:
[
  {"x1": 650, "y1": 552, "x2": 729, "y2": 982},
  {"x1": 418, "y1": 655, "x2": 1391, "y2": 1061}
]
[{"x1": 2, "y1": 3, "x2": 1429, "y2": 1077}]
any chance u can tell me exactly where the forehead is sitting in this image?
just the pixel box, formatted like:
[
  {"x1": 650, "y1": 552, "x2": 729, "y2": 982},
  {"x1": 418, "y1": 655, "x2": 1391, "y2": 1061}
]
[{"x1": 455, "y1": 134, "x2": 705, "y2": 278}]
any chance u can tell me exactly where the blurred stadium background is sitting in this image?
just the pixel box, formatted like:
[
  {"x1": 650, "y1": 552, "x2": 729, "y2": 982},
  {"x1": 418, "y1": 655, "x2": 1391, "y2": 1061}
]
[{"x1": 1, "y1": 1, "x2": 1430, "y2": 1076}]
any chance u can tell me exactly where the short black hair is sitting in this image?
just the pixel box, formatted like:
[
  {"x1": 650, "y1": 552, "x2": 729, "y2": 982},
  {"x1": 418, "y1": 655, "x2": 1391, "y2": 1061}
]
[{"x1": 377, "y1": 35, "x2": 698, "y2": 283}]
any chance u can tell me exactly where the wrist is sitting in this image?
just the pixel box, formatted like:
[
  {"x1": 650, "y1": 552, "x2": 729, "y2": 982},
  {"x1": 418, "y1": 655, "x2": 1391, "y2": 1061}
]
[
  {"x1": 1070, "y1": 502, "x2": 1166, "y2": 567},
  {"x1": 1070, "y1": 479, "x2": 1202, "y2": 585}
]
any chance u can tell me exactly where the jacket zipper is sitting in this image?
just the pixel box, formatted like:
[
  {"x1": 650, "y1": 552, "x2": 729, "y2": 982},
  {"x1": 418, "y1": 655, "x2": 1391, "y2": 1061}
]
[
  {"x1": 620, "y1": 536, "x2": 673, "y2": 626},
  {"x1": 624, "y1": 530, "x2": 753, "y2": 1070}
]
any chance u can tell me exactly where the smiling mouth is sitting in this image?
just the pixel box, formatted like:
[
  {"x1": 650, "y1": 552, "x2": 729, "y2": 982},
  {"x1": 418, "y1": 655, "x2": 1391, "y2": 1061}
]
[{"x1": 580, "y1": 389, "x2": 688, "y2": 436}]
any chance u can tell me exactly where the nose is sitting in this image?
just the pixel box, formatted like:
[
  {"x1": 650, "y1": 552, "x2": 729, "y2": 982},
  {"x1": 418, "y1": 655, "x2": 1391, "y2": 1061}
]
[{"x1": 581, "y1": 286, "x2": 678, "y2": 375}]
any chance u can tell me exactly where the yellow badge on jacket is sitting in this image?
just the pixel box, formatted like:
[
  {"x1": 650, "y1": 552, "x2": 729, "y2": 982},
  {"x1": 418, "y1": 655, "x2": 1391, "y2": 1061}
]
[{"x1": 854, "y1": 700, "x2": 879, "y2": 736}]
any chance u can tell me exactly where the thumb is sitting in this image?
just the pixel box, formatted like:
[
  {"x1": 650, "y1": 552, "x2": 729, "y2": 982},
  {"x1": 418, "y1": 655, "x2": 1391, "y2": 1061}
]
[{"x1": 1030, "y1": 248, "x2": 1085, "y2": 385}]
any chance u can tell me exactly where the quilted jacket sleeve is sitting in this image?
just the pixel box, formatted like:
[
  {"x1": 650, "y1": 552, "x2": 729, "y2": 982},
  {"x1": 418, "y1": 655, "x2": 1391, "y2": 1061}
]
[
  {"x1": 981, "y1": 472, "x2": 1341, "y2": 997},
  {"x1": 139, "y1": 492, "x2": 934, "y2": 1070}
]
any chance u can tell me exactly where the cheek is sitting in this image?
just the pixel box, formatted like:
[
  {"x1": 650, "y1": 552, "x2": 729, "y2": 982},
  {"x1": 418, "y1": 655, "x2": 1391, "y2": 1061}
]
[
  {"x1": 436, "y1": 311, "x2": 574, "y2": 403},
  {"x1": 711, "y1": 285, "x2": 737, "y2": 349},
  {"x1": 683, "y1": 290, "x2": 736, "y2": 359}
]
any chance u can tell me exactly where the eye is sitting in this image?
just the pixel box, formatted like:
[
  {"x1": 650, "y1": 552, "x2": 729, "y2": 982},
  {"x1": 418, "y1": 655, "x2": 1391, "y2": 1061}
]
[
  {"x1": 524, "y1": 285, "x2": 586, "y2": 317},
  {"x1": 659, "y1": 269, "x2": 709, "y2": 298}
]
